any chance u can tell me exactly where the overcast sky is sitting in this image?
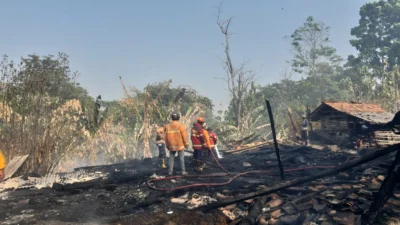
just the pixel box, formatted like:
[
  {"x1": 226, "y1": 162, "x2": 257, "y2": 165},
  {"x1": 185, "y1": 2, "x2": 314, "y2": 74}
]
[{"x1": 0, "y1": 0, "x2": 370, "y2": 112}]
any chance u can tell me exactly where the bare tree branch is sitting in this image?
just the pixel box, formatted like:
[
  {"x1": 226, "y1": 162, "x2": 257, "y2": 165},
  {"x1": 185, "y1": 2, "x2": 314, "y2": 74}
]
[{"x1": 215, "y1": 2, "x2": 256, "y2": 130}]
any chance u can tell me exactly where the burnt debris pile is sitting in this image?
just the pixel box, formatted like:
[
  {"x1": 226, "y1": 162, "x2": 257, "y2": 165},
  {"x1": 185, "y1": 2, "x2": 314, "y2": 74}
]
[{"x1": 0, "y1": 143, "x2": 399, "y2": 225}]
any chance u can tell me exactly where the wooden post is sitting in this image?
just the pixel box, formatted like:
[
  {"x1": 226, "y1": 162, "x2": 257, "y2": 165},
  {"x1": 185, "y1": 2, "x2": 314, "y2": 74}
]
[
  {"x1": 362, "y1": 149, "x2": 400, "y2": 224},
  {"x1": 265, "y1": 99, "x2": 285, "y2": 180}
]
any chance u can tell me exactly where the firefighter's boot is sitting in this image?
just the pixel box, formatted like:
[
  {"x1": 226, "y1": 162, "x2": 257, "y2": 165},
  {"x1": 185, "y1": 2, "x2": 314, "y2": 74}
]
[
  {"x1": 196, "y1": 160, "x2": 203, "y2": 172},
  {"x1": 201, "y1": 161, "x2": 207, "y2": 169},
  {"x1": 160, "y1": 158, "x2": 167, "y2": 169}
]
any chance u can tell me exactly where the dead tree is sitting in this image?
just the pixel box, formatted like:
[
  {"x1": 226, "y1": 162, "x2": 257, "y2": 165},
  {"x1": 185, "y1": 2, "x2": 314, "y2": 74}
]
[{"x1": 216, "y1": 3, "x2": 255, "y2": 130}]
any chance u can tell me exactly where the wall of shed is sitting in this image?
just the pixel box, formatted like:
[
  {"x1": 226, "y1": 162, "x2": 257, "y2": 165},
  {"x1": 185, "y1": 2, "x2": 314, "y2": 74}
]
[
  {"x1": 314, "y1": 110, "x2": 351, "y2": 145},
  {"x1": 313, "y1": 109, "x2": 400, "y2": 147},
  {"x1": 373, "y1": 131, "x2": 400, "y2": 147}
]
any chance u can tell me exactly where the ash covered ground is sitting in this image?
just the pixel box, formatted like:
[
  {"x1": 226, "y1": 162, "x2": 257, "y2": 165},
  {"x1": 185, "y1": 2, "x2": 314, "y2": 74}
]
[{"x1": 0, "y1": 144, "x2": 399, "y2": 225}]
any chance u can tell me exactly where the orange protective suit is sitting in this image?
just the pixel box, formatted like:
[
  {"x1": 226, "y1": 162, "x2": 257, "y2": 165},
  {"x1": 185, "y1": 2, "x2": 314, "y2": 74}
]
[
  {"x1": 0, "y1": 151, "x2": 6, "y2": 170},
  {"x1": 202, "y1": 127, "x2": 211, "y2": 150},
  {"x1": 209, "y1": 132, "x2": 217, "y2": 149},
  {"x1": 164, "y1": 121, "x2": 189, "y2": 151},
  {"x1": 156, "y1": 127, "x2": 165, "y2": 145}
]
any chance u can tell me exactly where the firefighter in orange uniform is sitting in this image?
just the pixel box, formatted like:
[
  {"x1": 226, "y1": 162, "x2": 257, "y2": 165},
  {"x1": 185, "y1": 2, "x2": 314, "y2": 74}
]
[
  {"x1": 201, "y1": 123, "x2": 212, "y2": 168},
  {"x1": 207, "y1": 127, "x2": 218, "y2": 160},
  {"x1": 156, "y1": 127, "x2": 167, "y2": 169},
  {"x1": 0, "y1": 150, "x2": 6, "y2": 181},
  {"x1": 191, "y1": 117, "x2": 206, "y2": 171},
  {"x1": 164, "y1": 112, "x2": 189, "y2": 175}
]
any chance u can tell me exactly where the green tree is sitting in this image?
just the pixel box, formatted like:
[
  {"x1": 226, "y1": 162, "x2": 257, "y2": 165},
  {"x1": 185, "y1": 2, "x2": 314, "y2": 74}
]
[
  {"x1": 0, "y1": 53, "x2": 93, "y2": 174},
  {"x1": 219, "y1": 82, "x2": 268, "y2": 143},
  {"x1": 350, "y1": 0, "x2": 400, "y2": 73},
  {"x1": 286, "y1": 16, "x2": 343, "y2": 77},
  {"x1": 222, "y1": 16, "x2": 352, "y2": 140},
  {"x1": 349, "y1": 0, "x2": 400, "y2": 111},
  {"x1": 337, "y1": 55, "x2": 376, "y2": 102}
]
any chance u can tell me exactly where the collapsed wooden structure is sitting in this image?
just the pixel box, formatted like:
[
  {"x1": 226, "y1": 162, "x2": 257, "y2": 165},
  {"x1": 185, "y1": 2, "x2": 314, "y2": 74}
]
[{"x1": 309, "y1": 101, "x2": 400, "y2": 148}]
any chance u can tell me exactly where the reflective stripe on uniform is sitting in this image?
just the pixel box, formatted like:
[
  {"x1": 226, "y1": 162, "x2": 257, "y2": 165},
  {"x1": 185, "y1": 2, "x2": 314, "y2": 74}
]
[
  {"x1": 167, "y1": 130, "x2": 180, "y2": 133},
  {"x1": 168, "y1": 145, "x2": 184, "y2": 148}
]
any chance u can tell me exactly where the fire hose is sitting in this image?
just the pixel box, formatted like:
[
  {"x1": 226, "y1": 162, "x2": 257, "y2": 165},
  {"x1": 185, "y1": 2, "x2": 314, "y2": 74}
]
[{"x1": 147, "y1": 149, "x2": 350, "y2": 191}]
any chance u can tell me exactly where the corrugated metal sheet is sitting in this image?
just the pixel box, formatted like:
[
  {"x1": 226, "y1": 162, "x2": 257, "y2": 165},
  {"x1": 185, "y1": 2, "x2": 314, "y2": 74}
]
[
  {"x1": 0, "y1": 169, "x2": 106, "y2": 191},
  {"x1": 351, "y1": 112, "x2": 394, "y2": 124}
]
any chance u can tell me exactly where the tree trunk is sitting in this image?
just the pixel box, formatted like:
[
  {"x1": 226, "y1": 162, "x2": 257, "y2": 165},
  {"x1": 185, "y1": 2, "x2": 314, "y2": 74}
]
[
  {"x1": 236, "y1": 99, "x2": 241, "y2": 129},
  {"x1": 287, "y1": 107, "x2": 298, "y2": 140}
]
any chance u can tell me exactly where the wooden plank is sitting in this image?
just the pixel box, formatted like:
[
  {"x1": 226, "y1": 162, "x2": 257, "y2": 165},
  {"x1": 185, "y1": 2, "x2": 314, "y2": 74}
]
[{"x1": 4, "y1": 154, "x2": 29, "y2": 180}]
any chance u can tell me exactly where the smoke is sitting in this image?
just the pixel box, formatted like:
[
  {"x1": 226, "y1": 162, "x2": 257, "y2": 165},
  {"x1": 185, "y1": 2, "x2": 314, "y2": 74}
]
[{"x1": 55, "y1": 152, "x2": 109, "y2": 173}]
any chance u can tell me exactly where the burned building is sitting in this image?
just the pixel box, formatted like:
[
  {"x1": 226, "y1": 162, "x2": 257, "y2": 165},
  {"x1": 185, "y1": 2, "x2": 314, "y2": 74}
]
[{"x1": 309, "y1": 101, "x2": 400, "y2": 148}]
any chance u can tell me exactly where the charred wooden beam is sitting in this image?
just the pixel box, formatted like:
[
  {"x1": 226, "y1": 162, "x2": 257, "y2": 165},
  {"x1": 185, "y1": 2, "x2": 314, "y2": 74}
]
[
  {"x1": 73, "y1": 159, "x2": 140, "y2": 172},
  {"x1": 225, "y1": 134, "x2": 260, "y2": 150},
  {"x1": 292, "y1": 192, "x2": 318, "y2": 205},
  {"x1": 198, "y1": 143, "x2": 400, "y2": 212},
  {"x1": 310, "y1": 180, "x2": 366, "y2": 185},
  {"x1": 362, "y1": 149, "x2": 400, "y2": 224},
  {"x1": 53, "y1": 169, "x2": 155, "y2": 192},
  {"x1": 243, "y1": 146, "x2": 308, "y2": 156},
  {"x1": 265, "y1": 99, "x2": 285, "y2": 180},
  {"x1": 226, "y1": 142, "x2": 271, "y2": 153}
]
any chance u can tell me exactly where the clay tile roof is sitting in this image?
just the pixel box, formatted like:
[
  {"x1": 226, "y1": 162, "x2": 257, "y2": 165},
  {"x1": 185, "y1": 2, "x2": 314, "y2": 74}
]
[
  {"x1": 310, "y1": 101, "x2": 394, "y2": 124},
  {"x1": 323, "y1": 101, "x2": 386, "y2": 114}
]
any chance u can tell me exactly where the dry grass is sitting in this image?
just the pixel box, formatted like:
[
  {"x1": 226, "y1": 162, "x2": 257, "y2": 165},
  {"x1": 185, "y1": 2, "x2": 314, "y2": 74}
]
[
  {"x1": 0, "y1": 67, "x2": 208, "y2": 174},
  {"x1": 0, "y1": 55, "x2": 210, "y2": 174},
  {"x1": 0, "y1": 98, "x2": 89, "y2": 174},
  {"x1": 56, "y1": 80, "x2": 208, "y2": 171}
]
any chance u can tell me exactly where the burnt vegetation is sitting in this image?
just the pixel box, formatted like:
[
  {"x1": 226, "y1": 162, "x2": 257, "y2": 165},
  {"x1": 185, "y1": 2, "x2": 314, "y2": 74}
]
[{"x1": 1, "y1": 0, "x2": 400, "y2": 225}]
